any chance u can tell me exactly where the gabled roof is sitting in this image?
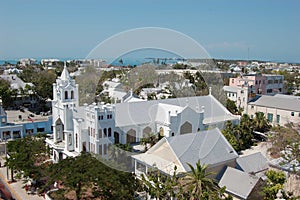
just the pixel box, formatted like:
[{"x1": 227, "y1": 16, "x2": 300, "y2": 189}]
[
  {"x1": 166, "y1": 128, "x2": 238, "y2": 171},
  {"x1": 219, "y1": 167, "x2": 260, "y2": 199},
  {"x1": 115, "y1": 95, "x2": 238, "y2": 127},
  {"x1": 248, "y1": 95, "x2": 300, "y2": 112},
  {"x1": 237, "y1": 152, "x2": 268, "y2": 174},
  {"x1": 132, "y1": 128, "x2": 238, "y2": 175}
]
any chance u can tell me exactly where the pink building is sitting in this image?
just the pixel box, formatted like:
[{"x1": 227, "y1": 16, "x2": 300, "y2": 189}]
[{"x1": 229, "y1": 74, "x2": 284, "y2": 95}]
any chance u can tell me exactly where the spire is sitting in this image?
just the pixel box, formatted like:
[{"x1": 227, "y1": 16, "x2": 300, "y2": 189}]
[{"x1": 60, "y1": 62, "x2": 70, "y2": 80}]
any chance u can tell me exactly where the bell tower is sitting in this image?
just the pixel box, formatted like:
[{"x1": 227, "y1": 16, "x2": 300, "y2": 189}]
[{"x1": 52, "y1": 63, "x2": 79, "y2": 143}]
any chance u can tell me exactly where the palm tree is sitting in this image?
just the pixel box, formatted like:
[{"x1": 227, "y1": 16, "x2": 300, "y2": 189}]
[
  {"x1": 253, "y1": 112, "x2": 270, "y2": 132},
  {"x1": 181, "y1": 160, "x2": 219, "y2": 200}
]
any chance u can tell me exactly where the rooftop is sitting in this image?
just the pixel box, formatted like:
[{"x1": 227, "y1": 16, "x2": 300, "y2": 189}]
[
  {"x1": 248, "y1": 95, "x2": 300, "y2": 112},
  {"x1": 132, "y1": 128, "x2": 238, "y2": 174},
  {"x1": 6, "y1": 110, "x2": 50, "y2": 124},
  {"x1": 219, "y1": 167, "x2": 260, "y2": 199}
]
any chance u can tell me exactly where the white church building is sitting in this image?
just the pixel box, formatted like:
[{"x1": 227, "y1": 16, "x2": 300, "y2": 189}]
[{"x1": 46, "y1": 65, "x2": 239, "y2": 162}]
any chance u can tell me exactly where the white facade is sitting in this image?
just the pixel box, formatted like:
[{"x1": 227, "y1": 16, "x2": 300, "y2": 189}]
[
  {"x1": 47, "y1": 66, "x2": 240, "y2": 162},
  {"x1": 223, "y1": 85, "x2": 251, "y2": 113},
  {"x1": 247, "y1": 95, "x2": 300, "y2": 126}
]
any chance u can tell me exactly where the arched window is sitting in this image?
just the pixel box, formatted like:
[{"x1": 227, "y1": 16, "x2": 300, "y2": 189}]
[
  {"x1": 104, "y1": 128, "x2": 107, "y2": 137},
  {"x1": 65, "y1": 91, "x2": 68, "y2": 99},
  {"x1": 180, "y1": 121, "x2": 192, "y2": 135},
  {"x1": 108, "y1": 128, "x2": 112, "y2": 137},
  {"x1": 71, "y1": 91, "x2": 74, "y2": 99}
]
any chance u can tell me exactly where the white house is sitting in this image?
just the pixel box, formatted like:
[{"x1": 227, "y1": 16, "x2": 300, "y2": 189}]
[
  {"x1": 132, "y1": 128, "x2": 238, "y2": 178},
  {"x1": 46, "y1": 65, "x2": 240, "y2": 162},
  {"x1": 247, "y1": 94, "x2": 300, "y2": 127}
]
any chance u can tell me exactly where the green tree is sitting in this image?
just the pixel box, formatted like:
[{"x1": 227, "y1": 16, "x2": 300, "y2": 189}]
[
  {"x1": 49, "y1": 152, "x2": 137, "y2": 200},
  {"x1": 0, "y1": 79, "x2": 13, "y2": 108},
  {"x1": 5, "y1": 136, "x2": 50, "y2": 180},
  {"x1": 225, "y1": 99, "x2": 238, "y2": 114},
  {"x1": 181, "y1": 160, "x2": 225, "y2": 200},
  {"x1": 253, "y1": 112, "x2": 270, "y2": 133},
  {"x1": 263, "y1": 170, "x2": 286, "y2": 200}
]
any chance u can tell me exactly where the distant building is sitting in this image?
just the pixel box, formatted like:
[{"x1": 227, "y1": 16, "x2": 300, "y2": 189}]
[
  {"x1": 223, "y1": 85, "x2": 252, "y2": 113},
  {"x1": 0, "y1": 100, "x2": 52, "y2": 141},
  {"x1": 18, "y1": 58, "x2": 37, "y2": 67},
  {"x1": 229, "y1": 74, "x2": 284, "y2": 95},
  {"x1": 247, "y1": 94, "x2": 300, "y2": 126},
  {"x1": 0, "y1": 74, "x2": 39, "y2": 110}
]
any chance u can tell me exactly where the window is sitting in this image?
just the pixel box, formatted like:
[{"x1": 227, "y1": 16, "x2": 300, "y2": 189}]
[
  {"x1": 298, "y1": 113, "x2": 300, "y2": 117},
  {"x1": 75, "y1": 134, "x2": 78, "y2": 148},
  {"x1": 136, "y1": 162, "x2": 146, "y2": 173},
  {"x1": 171, "y1": 132, "x2": 175, "y2": 136},
  {"x1": 104, "y1": 144, "x2": 107, "y2": 155},
  {"x1": 98, "y1": 115, "x2": 104, "y2": 120},
  {"x1": 255, "y1": 80, "x2": 258, "y2": 85},
  {"x1": 65, "y1": 91, "x2": 68, "y2": 99},
  {"x1": 107, "y1": 114, "x2": 112, "y2": 119},
  {"x1": 232, "y1": 79, "x2": 234, "y2": 83},
  {"x1": 251, "y1": 105, "x2": 254, "y2": 109},
  {"x1": 291, "y1": 112, "x2": 294, "y2": 116},
  {"x1": 71, "y1": 91, "x2": 74, "y2": 99},
  {"x1": 37, "y1": 128, "x2": 45, "y2": 132},
  {"x1": 267, "y1": 89, "x2": 272, "y2": 93},
  {"x1": 69, "y1": 134, "x2": 72, "y2": 145},
  {"x1": 99, "y1": 144, "x2": 102, "y2": 155},
  {"x1": 276, "y1": 115, "x2": 280, "y2": 124},
  {"x1": 267, "y1": 113, "x2": 273, "y2": 122},
  {"x1": 108, "y1": 128, "x2": 112, "y2": 137},
  {"x1": 250, "y1": 115, "x2": 253, "y2": 119},
  {"x1": 228, "y1": 93, "x2": 231, "y2": 97},
  {"x1": 99, "y1": 129, "x2": 102, "y2": 138},
  {"x1": 104, "y1": 128, "x2": 107, "y2": 137}
]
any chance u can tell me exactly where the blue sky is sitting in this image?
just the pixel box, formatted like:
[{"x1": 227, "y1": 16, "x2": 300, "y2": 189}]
[{"x1": 1, "y1": 0, "x2": 300, "y2": 62}]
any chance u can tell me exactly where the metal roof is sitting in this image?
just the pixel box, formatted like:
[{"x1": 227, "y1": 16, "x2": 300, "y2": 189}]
[
  {"x1": 115, "y1": 95, "x2": 238, "y2": 127},
  {"x1": 166, "y1": 128, "x2": 238, "y2": 171},
  {"x1": 219, "y1": 167, "x2": 260, "y2": 199},
  {"x1": 248, "y1": 95, "x2": 300, "y2": 112},
  {"x1": 223, "y1": 85, "x2": 239, "y2": 93},
  {"x1": 237, "y1": 152, "x2": 268, "y2": 174},
  {"x1": 132, "y1": 128, "x2": 238, "y2": 174}
]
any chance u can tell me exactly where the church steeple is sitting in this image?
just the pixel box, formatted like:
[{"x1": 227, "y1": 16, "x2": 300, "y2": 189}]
[{"x1": 60, "y1": 62, "x2": 71, "y2": 81}]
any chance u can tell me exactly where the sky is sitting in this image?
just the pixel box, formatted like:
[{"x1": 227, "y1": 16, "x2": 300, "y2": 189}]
[{"x1": 0, "y1": 0, "x2": 300, "y2": 62}]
